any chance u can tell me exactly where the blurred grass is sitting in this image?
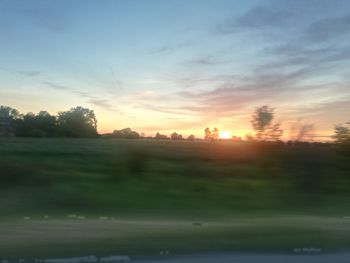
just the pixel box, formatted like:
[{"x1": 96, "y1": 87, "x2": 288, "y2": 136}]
[
  {"x1": 1, "y1": 138, "x2": 350, "y2": 257},
  {"x1": 1, "y1": 138, "x2": 350, "y2": 217}
]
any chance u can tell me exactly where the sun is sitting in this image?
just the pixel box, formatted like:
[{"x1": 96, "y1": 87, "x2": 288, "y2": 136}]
[{"x1": 219, "y1": 131, "x2": 231, "y2": 139}]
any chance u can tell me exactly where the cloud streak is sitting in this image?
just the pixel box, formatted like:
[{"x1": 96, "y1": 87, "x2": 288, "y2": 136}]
[
  {"x1": 41, "y1": 81, "x2": 70, "y2": 91},
  {"x1": 184, "y1": 56, "x2": 227, "y2": 66},
  {"x1": 42, "y1": 81, "x2": 118, "y2": 112},
  {"x1": 303, "y1": 13, "x2": 350, "y2": 42},
  {"x1": 0, "y1": 66, "x2": 41, "y2": 78},
  {"x1": 217, "y1": 6, "x2": 292, "y2": 34}
]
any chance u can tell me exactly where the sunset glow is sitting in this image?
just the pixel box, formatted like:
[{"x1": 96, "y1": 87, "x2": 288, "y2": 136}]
[
  {"x1": 219, "y1": 131, "x2": 232, "y2": 139},
  {"x1": 0, "y1": 0, "x2": 349, "y2": 140}
]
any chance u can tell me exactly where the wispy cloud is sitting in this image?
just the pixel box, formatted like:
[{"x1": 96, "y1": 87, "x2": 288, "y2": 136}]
[
  {"x1": 88, "y1": 98, "x2": 117, "y2": 111},
  {"x1": 149, "y1": 42, "x2": 191, "y2": 55},
  {"x1": 216, "y1": 5, "x2": 293, "y2": 34},
  {"x1": 138, "y1": 1, "x2": 350, "y2": 128},
  {"x1": 24, "y1": 7, "x2": 67, "y2": 32},
  {"x1": 184, "y1": 56, "x2": 227, "y2": 66},
  {"x1": 288, "y1": 98, "x2": 350, "y2": 125},
  {"x1": 0, "y1": 66, "x2": 41, "y2": 78},
  {"x1": 17, "y1": 70, "x2": 41, "y2": 77},
  {"x1": 260, "y1": 45, "x2": 350, "y2": 73},
  {"x1": 73, "y1": 91, "x2": 118, "y2": 112},
  {"x1": 0, "y1": 1, "x2": 70, "y2": 33},
  {"x1": 303, "y1": 14, "x2": 350, "y2": 42},
  {"x1": 41, "y1": 81, "x2": 70, "y2": 91},
  {"x1": 43, "y1": 81, "x2": 118, "y2": 112},
  {"x1": 215, "y1": 1, "x2": 350, "y2": 45}
]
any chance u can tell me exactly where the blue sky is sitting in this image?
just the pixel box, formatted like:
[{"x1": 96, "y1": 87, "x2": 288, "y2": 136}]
[{"x1": 1, "y1": 0, "x2": 350, "y2": 138}]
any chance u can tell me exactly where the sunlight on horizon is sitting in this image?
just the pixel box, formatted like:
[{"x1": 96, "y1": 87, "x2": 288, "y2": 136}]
[{"x1": 219, "y1": 130, "x2": 232, "y2": 139}]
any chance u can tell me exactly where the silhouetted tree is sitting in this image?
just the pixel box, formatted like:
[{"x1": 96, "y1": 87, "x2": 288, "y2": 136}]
[
  {"x1": 204, "y1": 127, "x2": 219, "y2": 141},
  {"x1": 36, "y1": 111, "x2": 58, "y2": 135},
  {"x1": 251, "y1": 105, "x2": 283, "y2": 141},
  {"x1": 0, "y1": 105, "x2": 20, "y2": 136},
  {"x1": 187, "y1": 134, "x2": 195, "y2": 140},
  {"x1": 265, "y1": 123, "x2": 283, "y2": 141},
  {"x1": 212, "y1": 127, "x2": 219, "y2": 140},
  {"x1": 57, "y1": 106, "x2": 98, "y2": 137},
  {"x1": 171, "y1": 132, "x2": 183, "y2": 140},
  {"x1": 333, "y1": 125, "x2": 350, "y2": 143},
  {"x1": 112, "y1": 127, "x2": 140, "y2": 139},
  {"x1": 251, "y1": 105, "x2": 273, "y2": 139},
  {"x1": 16, "y1": 113, "x2": 39, "y2": 137},
  {"x1": 0, "y1": 106, "x2": 19, "y2": 119},
  {"x1": 155, "y1": 132, "x2": 168, "y2": 140},
  {"x1": 16, "y1": 111, "x2": 58, "y2": 137},
  {"x1": 290, "y1": 119, "x2": 314, "y2": 142},
  {"x1": 204, "y1": 128, "x2": 211, "y2": 140}
]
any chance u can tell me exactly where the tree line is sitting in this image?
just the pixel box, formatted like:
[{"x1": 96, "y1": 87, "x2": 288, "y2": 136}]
[
  {"x1": 204, "y1": 105, "x2": 283, "y2": 142},
  {"x1": 104, "y1": 130, "x2": 196, "y2": 140},
  {"x1": 1, "y1": 104, "x2": 349, "y2": 143},
  {"x1": 0, "y1": 106, "x2": 98, "y2": 138}
]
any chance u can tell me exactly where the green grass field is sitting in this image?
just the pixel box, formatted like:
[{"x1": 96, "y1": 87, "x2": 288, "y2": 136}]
[{"x1": 1, "y1": 138, "x2": 350, "y2": 258}]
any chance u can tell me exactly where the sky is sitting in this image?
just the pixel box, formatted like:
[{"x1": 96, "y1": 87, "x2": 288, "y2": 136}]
[{"x1": 1, "y1": 0, "x2": 350, "y2": 139}]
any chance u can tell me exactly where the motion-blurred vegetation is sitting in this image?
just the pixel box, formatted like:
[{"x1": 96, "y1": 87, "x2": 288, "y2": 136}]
[{"x1": 0, "y1": 138, "x2": 349, "y2": 218}]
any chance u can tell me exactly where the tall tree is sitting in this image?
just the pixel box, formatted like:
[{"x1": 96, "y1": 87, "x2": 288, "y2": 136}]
[
  {"x1": 0, "y1": 105, "x2": 19, "y2": 136},
  {"x1": 0, "y1": 106, "x2": 19, "y2": 119},
  {"x1": 58, "y1": 106, "x2": 98, "y2": 137},
  {"x1": 290, "y1": 120, "x2": 314, "y2": 142},
  {"x1": 204, "y1": 127, "x2": 219, "y2": 141},
  {"x1": 251, "y1": 105, "x2": 273, "y2": 139},
  {"x1": 333, "y1": 125, "x2": 350, "y2": 143},
  {"x1": 212, "y1": 127, "x2": 219, "y2": 140},
  {"x1": 265, "y1": 123, "x2": 283, "y2": 141},
  {"x1": 251, "y1": 105, "x2": 283, "y2": 141},
  {"x1": 204, "y1": 128, "x2": 211, "y2": 140}
]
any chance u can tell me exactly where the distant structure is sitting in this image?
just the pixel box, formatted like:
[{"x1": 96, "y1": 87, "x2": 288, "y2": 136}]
[{"x1": 0, "y1": 117, "x2": 15, "y2": 136}]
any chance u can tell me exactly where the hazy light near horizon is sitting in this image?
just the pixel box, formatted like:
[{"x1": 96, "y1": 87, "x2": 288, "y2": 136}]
[{"x1": 219, "y1": 131, "x2": 232, "y2": 139}]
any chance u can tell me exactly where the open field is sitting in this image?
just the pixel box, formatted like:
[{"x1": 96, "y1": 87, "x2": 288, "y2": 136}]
[{"x1": 1, "y1": 138, "x2": 350, "y2": 257}]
